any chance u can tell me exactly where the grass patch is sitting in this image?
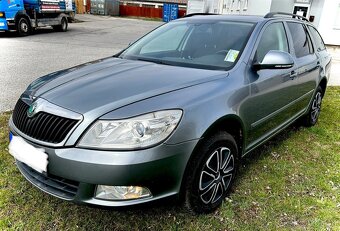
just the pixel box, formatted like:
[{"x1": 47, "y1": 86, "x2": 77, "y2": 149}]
[{"x1": 0, "y1": 87, "x2": 339, "y2": 230}]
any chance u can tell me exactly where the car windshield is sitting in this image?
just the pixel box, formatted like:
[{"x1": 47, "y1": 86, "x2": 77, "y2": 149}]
[{"x1": 119, "y1": 20, "x2": 255, "y2": 70}]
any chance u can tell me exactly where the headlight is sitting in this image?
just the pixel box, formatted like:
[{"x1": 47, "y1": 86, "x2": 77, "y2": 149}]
[{"x1": 78, "y1": 110, "x2": 182, "y2": 149}]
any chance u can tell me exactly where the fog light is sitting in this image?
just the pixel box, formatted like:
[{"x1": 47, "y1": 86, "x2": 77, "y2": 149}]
[{"x1": 95, "y1": 185, "x2": 152, "y2": 200}]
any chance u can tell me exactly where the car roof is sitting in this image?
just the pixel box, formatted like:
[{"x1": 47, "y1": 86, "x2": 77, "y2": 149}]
[
  {"x1": 177, "y1": 14, "x2": 265, "y2": 23},
  {"x1": 177, "y1": 13, "x2": 309, "y2": 24}
]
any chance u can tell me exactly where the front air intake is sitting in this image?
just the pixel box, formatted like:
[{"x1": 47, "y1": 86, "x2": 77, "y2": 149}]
[{"x1": 12, "y1": 99, "x2": 78, "y2": 144}]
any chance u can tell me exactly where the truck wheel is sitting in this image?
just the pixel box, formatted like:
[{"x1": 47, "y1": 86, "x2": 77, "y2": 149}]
[
  {"x1": 17, "y1": 18, "x2": 31, "y2": 36},
  {"x1": 53, "y1": 17, "x2": 68, "y2": 32}
]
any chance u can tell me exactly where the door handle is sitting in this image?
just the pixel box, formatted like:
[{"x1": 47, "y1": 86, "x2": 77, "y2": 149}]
[
  {"x1": 290, "y1": 71, "x2": 298, "y2": 80},
  {"x1": 316, "y1": 61, "x2": 321, "y2": 68},
  {"x1": 16, "y1": 4, "x2": 20, "y2": 6}
]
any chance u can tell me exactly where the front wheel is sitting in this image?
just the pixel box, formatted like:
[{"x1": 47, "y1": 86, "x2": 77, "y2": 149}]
[
  {"x1": 184, "y1": 131, "x2": 238, "y2": 214},
  {"x1": 17, "y1": 17, "x2": 31, "y2": 36},
  {"x1": 300, "y1": 86, "x2": 323, "y2": 127}
]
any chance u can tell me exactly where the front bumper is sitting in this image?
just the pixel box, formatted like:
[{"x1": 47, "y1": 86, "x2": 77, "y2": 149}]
[
  {"x1": 10, "y1": 124, "x2": 198, "y2": 206},
  {"x1": 0, "y1": 18, "x2": 8, "y2": 31}
]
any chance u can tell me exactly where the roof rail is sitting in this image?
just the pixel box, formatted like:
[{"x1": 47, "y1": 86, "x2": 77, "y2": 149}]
[
  {"x1": 184, "y1": 13, "x2": 219, "y2": 18},
  {"x1": 264, "y1": 12, "x2": 309, "y2": 22}
]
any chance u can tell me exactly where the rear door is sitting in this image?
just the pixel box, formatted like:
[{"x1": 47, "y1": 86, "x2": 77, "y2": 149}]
[
  {"x1": 307, "y1": 25, "x2": 332, "y2": 80},
  {"x1": 285, "y1": 22, "x2": 320, "y2": 112}
]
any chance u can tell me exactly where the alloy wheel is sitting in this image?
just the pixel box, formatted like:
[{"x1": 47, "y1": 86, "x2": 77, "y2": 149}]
[
  {"x1": 199, "y1": 147, "x2": 234, "y2": 204},
  {"x1": 311, "y1": 92, "x2": 322, "y2": 123}
]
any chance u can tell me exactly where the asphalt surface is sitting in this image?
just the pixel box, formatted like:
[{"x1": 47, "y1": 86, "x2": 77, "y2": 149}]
[
  {"x1": 0, "y1": 15, "x2": 339, "y2": 112},
  {"x1": 0, "y1": 15, "x2": 162, "y2": 112}
]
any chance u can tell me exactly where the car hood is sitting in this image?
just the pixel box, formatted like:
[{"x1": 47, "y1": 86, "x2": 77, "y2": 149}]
[{"x1": 26, "y1": 57, "x2": 228, "y2": 115}]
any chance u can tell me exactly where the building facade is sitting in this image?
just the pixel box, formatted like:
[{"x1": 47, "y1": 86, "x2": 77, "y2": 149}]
[{"x1": 187, "y1": 0, "x2": 340, "y2": 45}]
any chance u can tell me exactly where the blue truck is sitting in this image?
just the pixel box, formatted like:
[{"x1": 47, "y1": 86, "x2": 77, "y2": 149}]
[{"x1": 0, "y1": 0, "x2": 75, "y2": 36}]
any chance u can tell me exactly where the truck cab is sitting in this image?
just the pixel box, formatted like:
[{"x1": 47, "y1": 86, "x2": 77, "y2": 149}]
[
  {"x1": 1, "y1": 0, "x2": 23, "y2": 31},
  {"x1": 0, "y1": 0, "x2": 75, "y2": 36}
]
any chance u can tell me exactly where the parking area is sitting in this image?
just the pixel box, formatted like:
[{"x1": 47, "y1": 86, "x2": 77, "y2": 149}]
[
  {"x1": 0, "y1": 15, "x2": 339, "y2": 112},
  {"x1": 0, "y1": 15, "x2": 162, "y2": 112}
]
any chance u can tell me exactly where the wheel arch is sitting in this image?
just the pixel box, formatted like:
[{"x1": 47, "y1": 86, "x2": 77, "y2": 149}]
[
  {"x1": 14, "y1": 12, "x2": 31, "y2": 26},
  {"x1": 59, "y1": 13, "x2": 68, "y2": 22},
  {"x1": 179, "y1": 114, "x2": 246, "y2": 200},
  {"x1": 200, "y1": 114, "x2": 246, "y2": 158}
]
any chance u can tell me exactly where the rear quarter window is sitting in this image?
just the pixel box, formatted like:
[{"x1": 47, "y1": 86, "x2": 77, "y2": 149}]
[
  {"x1": 287, "y1": 22, "x2": 313, "y2": 58},
  {"x1": 308, "y1": 26, "x2": 326, "y2": 51}
]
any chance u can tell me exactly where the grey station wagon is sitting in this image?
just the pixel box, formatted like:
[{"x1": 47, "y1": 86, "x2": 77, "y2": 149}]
[{"x1": 8, "y1": 12, "x2": 331, "y2": 213}]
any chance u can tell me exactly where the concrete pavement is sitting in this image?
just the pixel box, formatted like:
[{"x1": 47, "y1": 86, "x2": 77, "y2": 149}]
[
  {"x1": 0, "y1": 14, "x2": 162, "y2": 112},
  {"x1": 326, "y1": 46, "x2": 340, "y2": 86}
]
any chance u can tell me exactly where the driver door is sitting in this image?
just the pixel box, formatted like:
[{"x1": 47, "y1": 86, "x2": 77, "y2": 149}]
[
  {"x1": 5, "y1": 0, "x2": 24, "y2": 18},
  {"x1": 243, "y1": 22, "x2": 296, "y2": 149}
]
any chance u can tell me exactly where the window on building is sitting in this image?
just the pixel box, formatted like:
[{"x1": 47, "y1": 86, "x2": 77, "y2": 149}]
[
  {"x1": 255, "y1": 22, "x2": 289, "y2": 63},
  {"x1": 287, "y1": 22, "x2": 313, "y2": 58},
  {"x1": 308, "y1": 26, "x2": 326, "y2": 51}
]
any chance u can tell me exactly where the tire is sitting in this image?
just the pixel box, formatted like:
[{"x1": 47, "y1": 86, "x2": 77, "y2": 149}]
[
  {"x1": 53, "y1": 17, "x2": 68, "y2": 32},
  {"x1": 184, "y1": 131, "x2": 239, "y2": 214},
  {"x1": 301, "y1": 86, "x2": 323, "y2": 127},
  {"x1": 17, "y1": 17, "x2": 31, "y2": 36}
]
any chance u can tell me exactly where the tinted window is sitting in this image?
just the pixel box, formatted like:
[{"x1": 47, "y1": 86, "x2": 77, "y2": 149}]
[
  {"x1": 255, "y1": 22, "x2": 289, "y2": 63},
  {"x1": 287, "y1": 22, "x2": 313, "y2": 58},
  {"x1": 308, "y1": 26, "x2": 326, "y2": 51}
]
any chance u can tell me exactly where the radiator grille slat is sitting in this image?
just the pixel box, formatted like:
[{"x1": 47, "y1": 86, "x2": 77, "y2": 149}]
[
  {"x1": 59, "y1": 120, "x2": 78, "y2": 141},
  {"x1": 12, "y1": 100, "x2": 79, "y2": 144},
  {"x1": 18, "y1": 101, "x2": 27, "y2": 128},
  {"x1": 31, "y1": 113, "x2": 44, "y2": 138}
]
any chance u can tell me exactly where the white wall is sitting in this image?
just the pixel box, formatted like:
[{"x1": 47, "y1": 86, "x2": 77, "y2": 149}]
[
  {"x1": 269, "y1": 0, "x2": 326, "y2": 28},
  {"x1": 246, "y1": 0, "x2": 272, "y2": 15},
  {"x1": 309, "y1": 0, "x2": 325, "y2": 28},
  {"x1": 318, "y1": 0, "x2": 340, "y2": 45},
  {"x1": 220, "y1": 0, "x2": 272, "y2": 15},
  {"x1": 270, "y1": 0, "x2": 294, "y2": 13}
]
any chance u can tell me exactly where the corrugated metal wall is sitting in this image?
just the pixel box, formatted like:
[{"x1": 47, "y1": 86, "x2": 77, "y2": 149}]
[{"x1": 119, "y1": 3, "x2": 186, "y2": 18}]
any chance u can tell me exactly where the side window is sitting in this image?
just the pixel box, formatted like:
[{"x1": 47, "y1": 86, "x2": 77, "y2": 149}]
[
  {"x1": 255, "y1": 22, "x2": 289, "y2": 63},
  {"x1": 308, "y1": 26, "x2": 326, "y2": 51},
  {"x1": 287, "y1": 22, "x2": 313, "y2": 58}
]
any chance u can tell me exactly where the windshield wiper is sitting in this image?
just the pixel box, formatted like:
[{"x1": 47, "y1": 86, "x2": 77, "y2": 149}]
[{"x1": 136, "y1": 57, "x2": 172, "y2": 66}]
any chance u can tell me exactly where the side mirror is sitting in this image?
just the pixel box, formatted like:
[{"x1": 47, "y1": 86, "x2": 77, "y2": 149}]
[{"x1": 253, "y1": 50, "x2": 294, "y2": 71}]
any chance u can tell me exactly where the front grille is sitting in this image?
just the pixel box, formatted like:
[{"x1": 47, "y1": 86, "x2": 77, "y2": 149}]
[
  {"x1": 12, "y1": 99, "x2": 78, "y2": 144},
  {"x1": 17, "y1": 161, "x2": 79, "y2": 200}
]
